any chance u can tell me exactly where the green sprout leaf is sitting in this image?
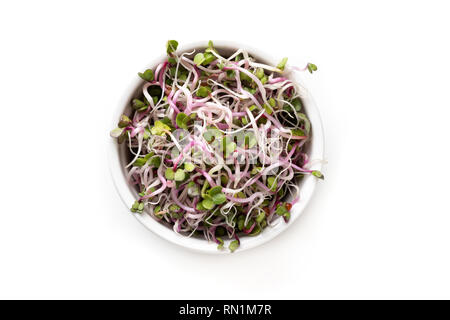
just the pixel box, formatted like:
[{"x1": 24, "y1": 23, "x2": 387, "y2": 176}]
[
  {"x1": 130, "y1": 200, "x2": 140, "y2": 213},
  {"x1": 197, "y1": 86, "x2": 211, "y2": 98},
  {"x1": 196, "y1": 202, "x2": 206, "y2": 211},
  {"x1": 151, "y1": 120, "x2": 171, "y2": 136},
  {"x1": 312, "y1": 170, "x2": 324, "y2": 179},
  {"x1": 256, "y1": 210, "x2": 266, "y2": 223},
  {"x1": 244, "y1": 132, "x2": 257, "y2": 149},
  {"x1": 251, "y1": 167, "x2": 262, "y2": 175},
  {"x1": 138, "y1": 69, "x2": 154, "y2": 82},
  {"x1": 229, "y1": 240, "x2": 240, "y2": 253},
  {"x1": 202, "y1": 52, "x2": 216, "y2": 65},
  {"x1": 175, "y1": 112, "x2": 189, "y2": 130},
  {"x1": 237, "y1": 216, "x2": 245, "y2": 231},
  {"x1": 261, "y1": 76, "x2": 268, "y2": 85},
  {"x1": 166, "y1": 40, "x2": 178, "y2": 54},
  {"x1": 208, "y1": 186, "x2": 222, "y2": 196},
  {"x1": 202, "y1": 198, "x2": 215, "y2": 210},
  {"x1": 225, "y1": 141, "x2": 236, "y2": 157},
  {"x1": 291, "y1": 98, "x2": 303, "y2": 111},
  {"x1": 132, "y1": 99, "x2": 147, "y2": 111},
  {"x1": 217, "y1": 237, "x2": 224, "y2": 250},
  {"x1": 212, "y1": 193, "x2": 226, "y2": 205},
  {"x1": 165, "y1": 168, "x2": 175, "y2": 180},
  {"x1": 187, "y1": 181, "x2": 200, "y2": 197},
  {"x1": 194, "y1": 53, "x2": 206, "y2": 66},
  {"x1": 277, "y1": 57, "x2": 288, "y2": 71},
  {"x1": 174, "y1": 169, "x2": 185, "y2": 181},
  {"x1": 133, "y1": 158, "x2": 146, "y2": 167},
  {"x1": 291, "y1": 128, "x2": 306, "y2": 137},
  {"x1": 307, "y1": 63, "x2": 318, "y2": 74},
  {"x1": 184, "y1": 162, "x2": 195, "y2": 172},
  {"x1": 275, "y1": 203, "x2": 289, "y2": 216},
  {"x1": 203, "y1": 127, "x2": 222, "y2": 142},
  {"x1": 268, "y1": 97, "x2": 277, "y2": 108},
  {"x1": 255, "y1": 68, "x2": 264, "y2": 79},
  {"x1": 118, "y1": 115, "x2": 131, "y2": 128},
  {"x1": 110, "y1": 127, "x2": 124, "y2": 138},
  {"x1": 297, "y1": 113, "x2": 311, "y2": 134},
  {"x1": 149, "y1": 156, "x2": 161, "y2": 168},
  {"x1": 267, "y1": 176, "x2": 277, "y2": 192},
  {"x1": 264, "y1": 104, "x2": 273, "y2": 115},
  {"x1": 240, "y1": 72, "x2": 252, "y2": 82}
]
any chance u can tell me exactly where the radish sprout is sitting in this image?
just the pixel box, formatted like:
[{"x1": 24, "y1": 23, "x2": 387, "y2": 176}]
[{"x1": 110, "y1": 40, "x2": 323, "y2": 252}]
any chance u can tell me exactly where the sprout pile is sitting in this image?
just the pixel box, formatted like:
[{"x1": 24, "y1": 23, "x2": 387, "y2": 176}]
[{"x1": 110, "y1": 40, "x2": 323, "y2": 252}]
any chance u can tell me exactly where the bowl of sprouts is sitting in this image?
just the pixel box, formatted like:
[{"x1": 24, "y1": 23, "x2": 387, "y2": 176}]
[{"x1": 109, "y1": 40, "x2": 324, "y2": 253}]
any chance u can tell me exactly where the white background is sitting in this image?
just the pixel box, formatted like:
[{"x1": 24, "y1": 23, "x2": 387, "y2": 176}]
[{"x1": 1, "y1": 0, "x2": 449, "y2": 299}]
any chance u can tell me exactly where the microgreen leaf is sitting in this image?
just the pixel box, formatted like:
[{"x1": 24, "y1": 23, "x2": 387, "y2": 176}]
[
  {"x1": 149, "y1": 156, "x2": 161, "y2": 168},
  {"x1": 261, "y1": 76, "x2": 268, "y2": 84},
  {"x1": 297, "y1": 113, "x2": 311, "y2": 134},
  {"x1": 264, "y1": 104, "x2": 273, "y2": 115},
  {"x1": 291, "y1": 98, "x2": 303, "y2": 111},
  {"x1": 212, "y1": 193, "x2": 226, "y2": 205},
  {"x1": 255, "y1": 68, "x2": 264, "y2": 79},
  {"x1": 166, "y1": 40, "x2": 178, "y2": 54},
  {"x1": 174, "y1": 169, "x2": 185, "y2": 181},
  {"x1": 196, "y1": 202, "x2": 206, "y2": 211},
  {"x1": 133, "y1": 158, "x2": 146, "y2": 167},
  {"x1": 291, "y1": 129, "x2": 306, "y2": 137},
  {"x1": 269, "y1": 97, "x2": 277, "y2": 108},
  {"x1": 175, "y1": 112, "x2": 189, "y2": 129},
  {"x1": 131, "y1": 200, "x2": 140, "y2": 213},
  {"x1": 208, "y1": 186, "x2": 222, "y2": 196},
  {"x1": 251, "y1": 167, "x2": 262, "y2": 175},
  {"x1": 237, "y1": 216, "x2": 245, "y2": 231},
  {"x1": 138, "y1": 69, "x2": 154, "y2": 82},
  {"x1": 225, "y1": 141, "x2": 236, "y2": 157},
  {"x1": 240, "y1": 72, "x2": 252, "y2": 82},
  {"x1": 202, "y1": 52, "x2": 216, "y2": 65},
  {"x1": 194, "y1": 53, "x2": 206, "y2": 66},
  {"x1": 244, "y1": 132, "x2": 257, "y2": 149},
  {"x1": 312, "y1": 170, "x2": 324, "y2": 179},
  {"x1": 110, "y1": 127, "x2": 124, "y2": 138},
  {"x1": 117, "y1": 131, "x2": 127, "y2": 144},
  {"x1": 229, "y1": 240, "x2": 240, "y2": 252},
  {"x1": 267, "y1": 176, "x2": 277, "y2": 192},
  {"x1": 275, "y1": 203, "x2": 288, "y2": 216},
  {"x1": 184, "y1": 162, "x2": 195, "y2": 172},
  {"x1": 277, "y1": 57, "x2": 288, "y2": 71},
  {"x1": 217, "y1": 237, "x2": 224, "y2": 250},
  {"x1": 118, "y1": 115, "x2": 131, "y2": 128},
  {"x1": 132, "y1": 99, "x2": 147, "y2": 111},
  {"x1": 143, "y1": 128, "x2": 151, "y2": 140},
  {"x1": 151, "y1": 120, "x2": 171, "y2": 136},
  {"x1": 203, "y1": 127, "x2": 222, "y2": 142},
  {"x1": 165, "y1": 168, "x2": 175, "y2": 180},
  {"x1": 197, "y1": 86, "x2": 211, "y2": 98},
  {"x1": 202, "y1": 198, "x2": 215, "y2": 210},
  {"x1": 307, "y1": 63, "x2": 318, "y2": 74},
  {"x1": 256, "y1": 211, "x2": 266, "y2": 223},
  {"x1": 187, "y1": 182, "x2": 200, "y2": 197}
]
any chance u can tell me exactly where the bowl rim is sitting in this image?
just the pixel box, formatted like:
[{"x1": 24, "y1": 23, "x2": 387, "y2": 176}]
[{"x1": 108, "y1": 40, "x2": 324, "y2": 254}]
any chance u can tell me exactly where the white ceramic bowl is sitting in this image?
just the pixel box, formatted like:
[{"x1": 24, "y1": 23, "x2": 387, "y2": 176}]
[{"x1": 109, "y1": 41, "x2": 324, "y2": 254}]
